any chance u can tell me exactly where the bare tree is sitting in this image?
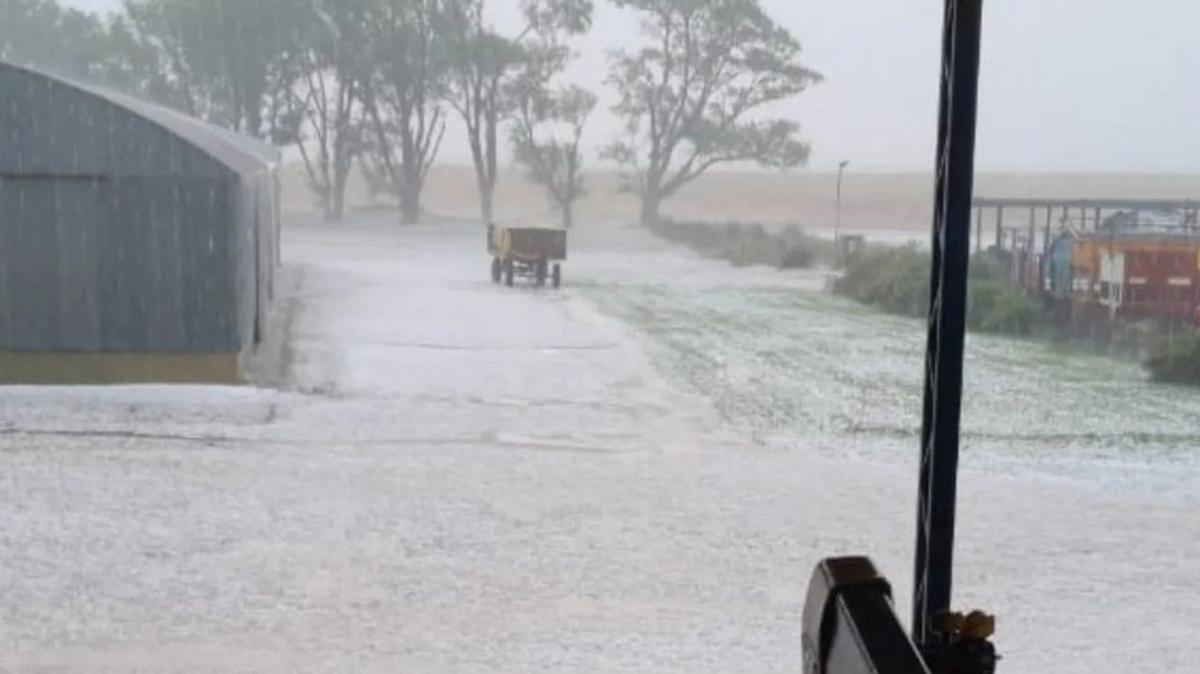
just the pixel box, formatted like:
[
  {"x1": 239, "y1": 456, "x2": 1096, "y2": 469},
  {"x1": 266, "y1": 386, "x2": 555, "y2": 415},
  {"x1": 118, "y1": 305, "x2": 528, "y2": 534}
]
[
  {"x1": 118, "y1": 0, "x2": 211, "y2": 118},
  {"x1": 361, "y1": 0, "x2": 446, "y2": 224},
  {"x1": 442, "y1": 4, "x2": 518, "y2": 226},
  {"x1": 119, "y1": 0, "x2": 303, "y2": 136},
  {"x1": 511, "y1": 82, "x2": 596, "y2": 229},
  {"x1": 1, "y1": 0, "x2": 124, "y2": 82},
  {"x1": 443, "y1": 0, "x2": 592, "y2": 224},
  {"x1": 603, "y1": 0, "x2": 822, "y2": 225},
  {"x1": 280, "y1": 0, "x2": 372, "y2": 222}
]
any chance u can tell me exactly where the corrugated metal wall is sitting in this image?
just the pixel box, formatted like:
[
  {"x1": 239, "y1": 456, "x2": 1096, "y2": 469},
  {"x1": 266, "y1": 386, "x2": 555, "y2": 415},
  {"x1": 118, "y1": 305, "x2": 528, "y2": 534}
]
[
  {"x1": 0, "y1": 63, "x2": 277, "y2": 355},
  {"x1": 0, "y1": 176, "x2": 239, "y2": 351}
]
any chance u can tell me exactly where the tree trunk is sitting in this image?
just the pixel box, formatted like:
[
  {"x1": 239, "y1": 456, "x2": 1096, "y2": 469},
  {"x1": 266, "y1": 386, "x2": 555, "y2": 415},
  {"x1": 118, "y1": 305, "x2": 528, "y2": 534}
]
[
  {"x1": 639, "y1": 190, "x2": 661, "y2": 226},
  {"x1": 483, "y1": 80, "x2": 499, "y2": 224},
  {"x1": 317, "y1": 183, "x2": 334, "y2": 222},
  {"x1": 245, "y1": 99, "x2": 263, "y2": 139},
  {"x1": 480, "y1": 186, "x2": 494, "y2": 224},
  {"x1": 467, "y1": 123, "x2": 493, "y2": 224},
  {"x1": 331, "y1": 170, "x2": 347, "y2": 222},
  {"x1": 330, "y1": 188, "x2": 345, "y2": 223},
  {"x1": 400, "y1": 180, "x2": 421, "y2": 225},
  {"x1": 561, "y1": 202, "x2": 574, "y2": 229}
]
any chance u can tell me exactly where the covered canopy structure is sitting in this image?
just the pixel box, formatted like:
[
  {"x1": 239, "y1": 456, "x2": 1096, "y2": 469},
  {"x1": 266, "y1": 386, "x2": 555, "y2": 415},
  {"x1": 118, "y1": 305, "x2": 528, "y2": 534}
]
[{"x1": 0, "y1": 61, "x2": 280, "y2": 383}]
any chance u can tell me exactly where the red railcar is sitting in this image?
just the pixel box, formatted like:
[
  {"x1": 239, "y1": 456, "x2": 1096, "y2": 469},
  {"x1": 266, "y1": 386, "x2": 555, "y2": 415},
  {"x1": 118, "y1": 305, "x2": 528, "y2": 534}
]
[
  {"x1": 1070, "y1": 236, "x2": 1200, "y2": 322},
  {"x1": 1120, "y1": 246, "x2": 1199, "y2": 319}
]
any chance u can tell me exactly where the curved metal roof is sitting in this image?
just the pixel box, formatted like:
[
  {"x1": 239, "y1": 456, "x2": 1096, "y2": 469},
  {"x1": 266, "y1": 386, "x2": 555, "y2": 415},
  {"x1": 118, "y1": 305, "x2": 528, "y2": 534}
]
[{"x1": 0, "y1": 61, "x2": 280, "y2": 177}]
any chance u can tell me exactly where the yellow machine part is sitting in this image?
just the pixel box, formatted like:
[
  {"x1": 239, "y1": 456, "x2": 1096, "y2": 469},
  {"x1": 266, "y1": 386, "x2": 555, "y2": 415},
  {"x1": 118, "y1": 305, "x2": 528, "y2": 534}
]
[
  {"x1": 491, "y1": 227, "x2": 513, "y2": 258},
  {"x1": 932, "y1": 609, "x2": 996, "y2": 640}
]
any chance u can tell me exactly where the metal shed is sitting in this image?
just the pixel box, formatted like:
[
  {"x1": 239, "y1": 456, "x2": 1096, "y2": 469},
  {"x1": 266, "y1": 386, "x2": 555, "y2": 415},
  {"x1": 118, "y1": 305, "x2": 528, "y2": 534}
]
[{"x1": 0, "y1": 61, "x2": 280, "y2": 383}]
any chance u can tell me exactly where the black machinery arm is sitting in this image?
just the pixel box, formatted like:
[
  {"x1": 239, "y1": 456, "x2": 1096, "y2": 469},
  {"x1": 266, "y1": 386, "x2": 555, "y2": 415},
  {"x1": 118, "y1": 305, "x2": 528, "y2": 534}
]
[
  {"x1": 802, "y1": 557, "x2": 997, "y2": 674},
  {"x1": 802, "y1": 557, "x2": 929, "y2": 674}
]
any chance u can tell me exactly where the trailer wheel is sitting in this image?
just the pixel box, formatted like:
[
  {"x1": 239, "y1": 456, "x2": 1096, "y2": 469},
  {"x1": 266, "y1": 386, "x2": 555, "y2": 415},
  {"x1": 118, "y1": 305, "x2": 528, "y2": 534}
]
[
  {"x1": 535, "y1": 259, "x2": 548, "y2": 286},
  {"x1": 551, "y1": 263, "x2": 561, "y2": 289},
  {"x1": 491, "y1": 257, "x2": 502, "y2": 283},
  {"x1": 504, "y1": 259, "x2": 515, "y2": 287}
]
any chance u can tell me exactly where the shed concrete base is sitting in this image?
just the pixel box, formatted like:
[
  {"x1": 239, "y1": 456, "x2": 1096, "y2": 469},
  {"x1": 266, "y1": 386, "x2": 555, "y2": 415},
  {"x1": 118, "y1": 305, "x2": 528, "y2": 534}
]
[{"x1": 0, "y1": 352, "x2": 242, "y2": 384}]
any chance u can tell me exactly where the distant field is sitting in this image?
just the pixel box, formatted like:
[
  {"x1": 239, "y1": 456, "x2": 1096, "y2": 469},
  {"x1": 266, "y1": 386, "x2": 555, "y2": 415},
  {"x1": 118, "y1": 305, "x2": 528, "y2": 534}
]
[{"x1": 280, "y1": 162, "x2": 1200, "y2": 232}]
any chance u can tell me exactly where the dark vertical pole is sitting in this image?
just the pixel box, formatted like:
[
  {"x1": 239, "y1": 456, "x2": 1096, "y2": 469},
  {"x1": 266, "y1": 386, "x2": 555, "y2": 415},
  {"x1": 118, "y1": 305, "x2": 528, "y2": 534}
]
[
  {"x1": 1028, "y1": 206, "x2": 1036, "y2": 252},
  {"x1": 913, "y1": 0, "x2": 984, "y2": 650},
  {"x1": 975, "y1": 206, "x2": 982, "y2": 253},
  {"x1": 1044, "y1": 205, "x2": 1052, "y2": 255},
  {"x1": 1094, "y1": 206, "x2": 1102, "y2": 231},
  {"x1": 995, "y1": 206, "x2": 1003, "y2": 249}
]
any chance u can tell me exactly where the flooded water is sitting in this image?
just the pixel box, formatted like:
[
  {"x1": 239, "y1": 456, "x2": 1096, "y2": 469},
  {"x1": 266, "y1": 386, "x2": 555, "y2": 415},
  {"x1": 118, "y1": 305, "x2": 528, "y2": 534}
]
[{"x1": 3, "y1": 215, "x2": 1199, "y2": 673}]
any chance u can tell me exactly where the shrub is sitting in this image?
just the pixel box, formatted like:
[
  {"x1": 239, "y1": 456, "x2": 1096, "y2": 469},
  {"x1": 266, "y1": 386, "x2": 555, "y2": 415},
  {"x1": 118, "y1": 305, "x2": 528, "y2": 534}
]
[
  {"x1": 833, "y1": 246, "x2": 1045, "y2": 337},
  {"x1": 833, "y1": 245, "x2": 930, "y2": 316},
  {"x1": 779, "y1": 246, "x2": 815, "y2": 269},
  {"x1": 968, "y1": 280, "x2": 1043, "y2": 336},
  {"x1": 1145, "y1": 331, "x2": 1200, "y2": 384}
]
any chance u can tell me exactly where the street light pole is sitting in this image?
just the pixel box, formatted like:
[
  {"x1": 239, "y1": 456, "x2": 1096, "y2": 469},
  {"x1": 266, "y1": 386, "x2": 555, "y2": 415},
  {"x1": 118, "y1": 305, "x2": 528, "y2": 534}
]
[{"x1": 835, "y1": 160, "x2": 850, "y2": 258}]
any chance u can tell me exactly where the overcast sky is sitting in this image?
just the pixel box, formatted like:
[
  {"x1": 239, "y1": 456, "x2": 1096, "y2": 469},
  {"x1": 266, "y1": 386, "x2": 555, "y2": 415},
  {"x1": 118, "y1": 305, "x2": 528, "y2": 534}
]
[{"x1": 64, "y1": 0, "x2": 1200, "y2": 173}]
